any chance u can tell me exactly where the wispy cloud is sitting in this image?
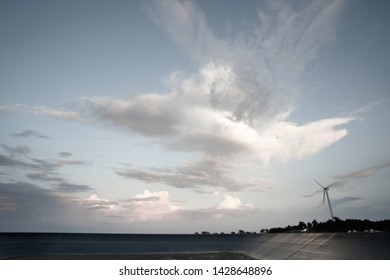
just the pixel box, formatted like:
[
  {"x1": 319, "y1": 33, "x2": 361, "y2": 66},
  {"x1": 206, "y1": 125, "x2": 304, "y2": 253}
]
[
  {"x1": 334, "y1": 161, "x2": 390, "y2": 180},
  {"x1": 146, "y1": 0, "x2": 345, "y2": 124},
  {"x1": 116, "y1": 157, "x2": 274, "y2": 192},
  {"x1": 0, "y1": 154, "x2": 16, "y2": 166},
  {"x1": 1, "y1": 144, "x2": 31, "y2": 158},
  {"x1": 0, "y1": 103, "x2": 85, "y2": 122},
  {"x1": 56, "y1": 152, "x2": 88, "y2": 166},
  {"x1": 332, "y1": 196, "x2": 363, "y2": 208},
  {"x1": 346, "y1": 99, "x2": 389, "y2": 119},
  {"x1": 1, "y1": 145, "x2": 92, "y2": 195},
  {"x1": 58, "y1": 152, "x2": 73, "y2": 158},
  {"x1": 26, "y1": 172, "x2": 65, "y2": 183},
  {"x1": 11, "y1": 129, "x2": 50, "y2": 139},
  {"x1": 55, "y1": 182, "x2": 95, "y2": 193}
]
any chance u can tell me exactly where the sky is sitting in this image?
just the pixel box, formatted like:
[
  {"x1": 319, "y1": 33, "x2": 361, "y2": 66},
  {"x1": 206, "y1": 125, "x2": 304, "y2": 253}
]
[{"x1": 1, "y1": 0, "x2": 390, "y2": 234}]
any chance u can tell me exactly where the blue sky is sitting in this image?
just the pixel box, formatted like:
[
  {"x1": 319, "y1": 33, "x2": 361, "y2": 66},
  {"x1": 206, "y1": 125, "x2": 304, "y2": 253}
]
[{"x1": 1, "y1": 0, "x2": 389, "y2": 233}]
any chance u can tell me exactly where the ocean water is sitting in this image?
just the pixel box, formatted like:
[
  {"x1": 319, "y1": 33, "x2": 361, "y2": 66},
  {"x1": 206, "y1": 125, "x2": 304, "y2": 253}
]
[
  {"x1": 2, "y1": 232, "x2": 390, "y2": 259},
  {"x1": 0, "y1": 232, "x2": 256, "y2": 259}
]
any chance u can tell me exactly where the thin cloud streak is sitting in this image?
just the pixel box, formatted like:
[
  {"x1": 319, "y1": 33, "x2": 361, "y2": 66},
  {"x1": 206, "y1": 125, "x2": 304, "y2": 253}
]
[
  {"x1": 11, "y1": 129, "x2": 50, "y2": 139},
  {"x1": 1, "y1": 144, "x2": 31, "y2": 158},
  {"x1": 0, "y1": 103, "x2": 85, "y2": 122},
  {"x1": 334, "y1": 161, "x2": 390, "y2": 180},
  {"x1": 332, "y1": 196, "x2": 363, "y2": 208},
  {"x1": 55, "y1": 183, "x2": 95, "y2": 193},
  {"x1": 116, "y1": 157, "x2": 275, "y2": 192}
]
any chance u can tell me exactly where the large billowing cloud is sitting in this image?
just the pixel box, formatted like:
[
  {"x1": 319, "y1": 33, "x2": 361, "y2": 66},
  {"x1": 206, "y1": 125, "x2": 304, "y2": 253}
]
[
  {"x1": 83, "y1": 0, "x2": 352, "y2": 169},
  {"x1": 0, "y1": 0, "x2": 351, "y2": 194}
]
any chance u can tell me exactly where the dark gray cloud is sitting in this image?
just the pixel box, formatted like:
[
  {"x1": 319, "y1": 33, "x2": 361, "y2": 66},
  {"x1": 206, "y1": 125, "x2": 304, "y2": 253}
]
[
  {"x1": 116, "y1": 157, "x2": 266, "y2": 192},
  {"x1": 0, "y1": 181, "x2": 75, "y2": 231},
  {"x1": 59, "y1": 152, "x2": 73, "y2": 158},
  {"x1": 56, "y1": 158, "x2": 86, "y2": 166},
  {"x1": 0, "y1": 181, "x2": 113, "y2": 232},
  {"x1": 30, "y1": 158, "x2": 59, "y2": 171},
  {"x1": 0, "y1": 153, "x2": 46, "y2": 171},
  {"x1": 124, "y1": 196, "x2": 161, "y2": 202},
  {"x1": 168, "y1": 132, "x2": 250, "y2": 156},
  {"x1": 0, "y1": 154, "x2": 16, "y2": 166},
  {"x1": 1, "y1": 144, "x2": 31, "y2": 158},
  {"x1": 1, "y1": 146, "x2": 91, "y2": 195},
  {"x1": 0, "y1": 151, "x2": 60, "y2": 172},
  {"x1": 11, "y1": 129, "x2": 50, "y2": 139},
  {"x1": 55, "y1": 182, "x2": 94, "y2": 193},
  {"x1": 85, "y1": 96, "x2": 181, "y2": 137},
  {"x1": 333, "y1": 196, "x2": 363, "y2": 208},
  {"x1": 57, "y1": 152, "x2": 89, "y2": 166},
  {"x1": 333, "y1": 162, "x2": 390, "y2": 180},
  {"x1": 26, "y1": 172, "x2": 65, "y2": 183}
]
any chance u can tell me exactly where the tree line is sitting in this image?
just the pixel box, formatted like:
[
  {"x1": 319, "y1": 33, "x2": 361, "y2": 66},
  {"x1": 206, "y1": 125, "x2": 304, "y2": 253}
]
[{"x1": 195, "y1": 218, "x2": 390, "y2": 235}]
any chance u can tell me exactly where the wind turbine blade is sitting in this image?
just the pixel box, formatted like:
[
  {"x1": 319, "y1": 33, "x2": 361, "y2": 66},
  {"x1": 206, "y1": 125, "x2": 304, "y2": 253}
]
[
  {"x1": 313, "y1": 179, "x2": 325, "y2": 189},
  {"x1": 322, "y1": 190, "x2": 326, "y2": 206},
  {"x1": 327, "y1": 182, "x2": 339, "y2": 189}
]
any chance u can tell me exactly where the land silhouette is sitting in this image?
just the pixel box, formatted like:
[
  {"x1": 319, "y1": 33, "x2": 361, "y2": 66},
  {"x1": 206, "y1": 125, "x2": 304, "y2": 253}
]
[{"x1": 195, "y1": 218, "x2": 390, "y2": 235}]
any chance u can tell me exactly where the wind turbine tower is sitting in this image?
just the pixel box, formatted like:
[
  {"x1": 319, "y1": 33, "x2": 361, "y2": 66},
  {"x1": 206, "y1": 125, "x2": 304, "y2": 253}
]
[{"x1": 313, "y1": 179, "x2": 338, "y2": 220}]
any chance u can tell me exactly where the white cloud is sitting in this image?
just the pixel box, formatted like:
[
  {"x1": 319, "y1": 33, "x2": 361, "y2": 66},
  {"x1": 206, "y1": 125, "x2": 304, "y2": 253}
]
[
  {"x1": 218, "y1": 194, "x2": 253, "y2": 210},
  {"x1": 255, "y1": 117, "x2": 354, "y2": 165},
  {"x1": 80, "y1": 190, "x2": 182, "y2": 222},
  {"x1": 80, "y1": 190, "x2": 257, "y2": 223},
  {"x1": 129, "y1": 190, "x2": 182, "y2": 221},
  {"x1": 1, "y1": 182, "x2": 259, "y2": 232},
  {"x1": 0, "y1": 103, "x2": 84, "y2": 122},
  {"x1": 84, "y1": 194, "x2": 117, "y2": 211}
]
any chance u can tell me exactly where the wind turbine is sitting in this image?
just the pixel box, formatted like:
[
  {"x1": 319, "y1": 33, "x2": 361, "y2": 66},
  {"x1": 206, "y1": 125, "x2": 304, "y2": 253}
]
[{"x1": 313, "y1": 179, "x2": 338, "y2": 220}]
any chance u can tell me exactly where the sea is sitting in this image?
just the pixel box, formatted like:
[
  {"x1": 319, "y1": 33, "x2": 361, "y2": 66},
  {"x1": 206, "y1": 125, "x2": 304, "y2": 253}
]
[
  {"x1": 0, "y1": 232, "x2": 256, "y2": 259},
  {"x1": 2, "y1": 232, "x2": 390, "y2": 259}
]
